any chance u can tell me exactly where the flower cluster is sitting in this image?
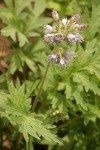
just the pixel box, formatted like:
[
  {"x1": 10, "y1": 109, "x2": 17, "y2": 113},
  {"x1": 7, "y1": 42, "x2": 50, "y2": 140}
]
[
  {"x1": 48, "y1": 50, "x2": 76, "y2": 68},
  {"x1": 44, "y1": 10, "x2": 86, "y2": 45},
  {"x1": 44, "y1": 10, "x2": 86, "y2": 68}
]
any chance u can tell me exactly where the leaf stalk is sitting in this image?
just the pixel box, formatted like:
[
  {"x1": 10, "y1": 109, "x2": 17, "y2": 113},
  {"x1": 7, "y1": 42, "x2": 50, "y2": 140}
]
[{"x1": 31, "y1": 62, "x2": 50, "y2": 112}]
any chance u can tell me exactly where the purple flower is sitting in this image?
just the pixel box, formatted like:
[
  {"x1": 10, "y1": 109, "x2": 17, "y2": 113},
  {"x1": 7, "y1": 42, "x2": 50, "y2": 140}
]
[
  {"x1": 44, "y1": 25, "x2": 53, "y2": 34},
  {"x1": 48, "y1": 54, "x2": 58, "y2": 64},
  {"x1": 54, "y1": 33, "x2": 64, "y2": 45},
  {"x1": 44, "y1": 34, "x2": 54, "y2": 44},
  {"x1": 59, "y1": 58, "x2": 68, "y2": 68},
  {"x1": 64, "y1": 51, "x2": 75, "y2": 60},
  {"x1": 67, "y1": 33, "x2": 76, "y2": 43},
  {"x1": 75, "y1": 33, "x2": 84, "y2": 43}
]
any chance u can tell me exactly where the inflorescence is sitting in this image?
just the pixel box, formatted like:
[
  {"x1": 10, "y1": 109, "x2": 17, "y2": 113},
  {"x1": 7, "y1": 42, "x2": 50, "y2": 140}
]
[{"x1": 44, "y1": 10, "x2": 87, "y2": 68}]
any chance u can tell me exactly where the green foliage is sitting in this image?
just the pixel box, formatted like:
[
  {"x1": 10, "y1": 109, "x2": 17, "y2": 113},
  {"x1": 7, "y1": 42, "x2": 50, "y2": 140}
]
[
  {"x1": 0, "y1": 81, "x2": 61, "y2": 144},
  {"x1": 0, "y1": 0, "x2": 52, "y2": 47}
]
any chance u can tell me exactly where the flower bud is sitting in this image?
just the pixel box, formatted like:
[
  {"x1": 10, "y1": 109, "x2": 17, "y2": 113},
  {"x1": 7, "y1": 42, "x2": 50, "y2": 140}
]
[
  {"x1": 67, "y1": 33, "x2": 76, "y2": 43},
  {"x1": 61, "y1": 18, "x2": 67, "y2": 26},
  {"x1": 74, "y1": 23, "x2": 79, "y2": 28},
  {"x1": 52, "y1": 10, "x2": 59, "y2": 21},
  {"x1": 75, "y1": 24, "x2": 87, "y2": 30},
  {"x1": 59, "y1": 58, "x2": 68, "y2": 68},
  {"x1": 70, "y1": 14, "x2": 81, "y2": 23},
  {"x1": 75, "y1": 33, "x2": 84, "y2": 43},
  {"x1": 54, "y1": 33, "x2": 64, "y2": 45},
  {"x1": 44, "y1": 34, "x2": 54, "y2": 44},
  {"x1": 44, "y1": 25, "x2": 53, "y2": 34},
  {"x1": 48, "y1": 54, "x2": 58, "y2": 64}
]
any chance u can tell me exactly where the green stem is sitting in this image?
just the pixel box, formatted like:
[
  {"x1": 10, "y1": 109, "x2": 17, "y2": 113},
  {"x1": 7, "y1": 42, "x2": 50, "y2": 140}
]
[
  {"x1": 31, "y1": 62, "x2": 50, "y2": 112},
  {"x1": 26, "y1": 136, "x2": 33, "y2": 150},
  {"x1": 26, "y1": 142, "x2": 29, "y2": 150},
  {"x1": 13, "y1": 0, "x2": 15, "y2": 8},
  {"x1": 0, "y1": 119, "x2": 3, "y2": 150}
]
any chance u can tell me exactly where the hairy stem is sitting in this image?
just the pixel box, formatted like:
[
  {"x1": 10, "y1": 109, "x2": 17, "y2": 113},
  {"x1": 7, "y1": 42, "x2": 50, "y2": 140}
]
[{"x1": 31, "y1": 62, "x2": 50, "y2": 112}]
